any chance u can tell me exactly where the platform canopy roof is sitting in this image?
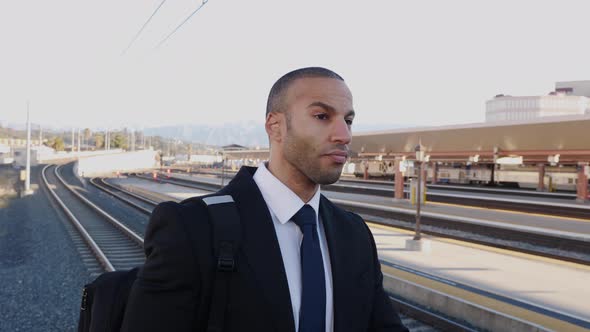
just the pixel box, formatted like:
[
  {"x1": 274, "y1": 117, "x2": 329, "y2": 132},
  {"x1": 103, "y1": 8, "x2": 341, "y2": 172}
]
[{"x1": 350, "y1": 115, "x2": 590, "y2": 164}]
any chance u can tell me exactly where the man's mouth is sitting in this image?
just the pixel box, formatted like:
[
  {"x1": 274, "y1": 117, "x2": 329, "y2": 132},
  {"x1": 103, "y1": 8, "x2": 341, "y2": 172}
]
[{"x1": 324, "y1": 150, "x2": 348, "y2": 164}]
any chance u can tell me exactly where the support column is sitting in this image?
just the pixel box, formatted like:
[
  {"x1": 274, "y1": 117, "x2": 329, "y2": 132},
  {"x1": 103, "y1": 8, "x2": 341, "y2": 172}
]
[
  {"x1": 537, "y1": 163, "x2": 545, "y2": 192},
  {"x1": 394, "y1": 158, "x2": 404, "y2": 200},
  {"x1": 577, "y1": 163, "x2": 588, "y2": 203},
  {"x1": 363, "y1": 160, "x2": 368, "y2": 180},
  {"x1": 431, "y1": 162, "x2": 438, "y2": 184}
]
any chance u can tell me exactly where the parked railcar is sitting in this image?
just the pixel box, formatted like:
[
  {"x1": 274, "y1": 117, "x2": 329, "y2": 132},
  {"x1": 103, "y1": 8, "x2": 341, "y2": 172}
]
[{"x1": 353, "y1": 160, "x2": 579, "y2": 191}]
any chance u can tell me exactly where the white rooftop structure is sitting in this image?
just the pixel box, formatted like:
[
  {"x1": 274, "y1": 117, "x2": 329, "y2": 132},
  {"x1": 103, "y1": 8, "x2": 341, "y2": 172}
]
[{"x1": 485, "y1": 94, "x2": 589, "y2": 122}]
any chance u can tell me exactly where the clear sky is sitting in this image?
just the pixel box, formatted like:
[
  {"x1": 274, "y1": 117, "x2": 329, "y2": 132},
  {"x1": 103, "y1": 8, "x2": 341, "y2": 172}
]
[{"x1": 1, "y1": 0, "x2": 590, "y2": 131}]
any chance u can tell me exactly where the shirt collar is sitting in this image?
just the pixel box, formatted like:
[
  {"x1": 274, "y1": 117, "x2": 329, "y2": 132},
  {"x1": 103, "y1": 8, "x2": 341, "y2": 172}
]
[{"x1": 253, "y1": 162, "x2": 321, "y2": 224}]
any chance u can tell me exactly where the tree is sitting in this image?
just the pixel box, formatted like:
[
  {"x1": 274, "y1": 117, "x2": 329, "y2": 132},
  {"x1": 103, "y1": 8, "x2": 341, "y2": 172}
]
[
  {"x1": 94, "y1": 134, "x2": 104, "y2": 149},
  {"x1": 49, "y1": 136, "x2": 65, "y2": 151},
  {"x1": 112, "y1": 133, "x2": 127, "y2": 149}
]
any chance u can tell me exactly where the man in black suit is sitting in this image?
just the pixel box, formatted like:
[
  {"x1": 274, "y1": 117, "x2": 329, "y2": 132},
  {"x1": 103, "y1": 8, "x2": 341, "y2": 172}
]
[{"x1": 122, "y1": 67, "x2": 408, "y2": 332}]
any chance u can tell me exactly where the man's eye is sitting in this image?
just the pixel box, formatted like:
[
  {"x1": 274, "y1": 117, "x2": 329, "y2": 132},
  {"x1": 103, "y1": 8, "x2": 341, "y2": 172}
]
[
  {"x1": 345, "y1": 119, "x2": 353, "y2": 125},
  {"x1": 315, "y1": 113, "x2": 328, "y2": 120}
]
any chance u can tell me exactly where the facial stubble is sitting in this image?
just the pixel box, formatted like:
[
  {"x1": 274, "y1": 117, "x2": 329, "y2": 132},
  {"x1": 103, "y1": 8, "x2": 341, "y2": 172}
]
[{"x1": 283, "y1": 114, "x2": 343, "y2": 185}]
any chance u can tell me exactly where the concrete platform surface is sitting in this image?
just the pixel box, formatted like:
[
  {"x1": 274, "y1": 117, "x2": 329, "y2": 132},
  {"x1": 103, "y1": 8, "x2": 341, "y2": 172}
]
[
  {"x1": 111, "y1": 177, "x2": 210, "y2": 201},
  {"x1": 371, "y1": 223, "x2": 590, "y2": 329}
]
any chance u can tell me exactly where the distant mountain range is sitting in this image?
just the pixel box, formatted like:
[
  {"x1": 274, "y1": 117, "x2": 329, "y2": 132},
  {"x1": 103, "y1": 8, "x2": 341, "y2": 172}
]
[
  {"x1": 144, "y1": 121, "x2": 269, "y2": 148},
  {"x1": 1, "y1": 119, "x2": 411, "y2": 148},
  {"x1": 143, "y1": 121, "x2": 411, "y2": 148}
]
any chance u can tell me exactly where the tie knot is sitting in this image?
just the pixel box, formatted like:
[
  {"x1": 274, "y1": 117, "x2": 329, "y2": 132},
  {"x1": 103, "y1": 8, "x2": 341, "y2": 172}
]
[{"x1": 291, "y1": 204, "x2": 316, "y2": 230}]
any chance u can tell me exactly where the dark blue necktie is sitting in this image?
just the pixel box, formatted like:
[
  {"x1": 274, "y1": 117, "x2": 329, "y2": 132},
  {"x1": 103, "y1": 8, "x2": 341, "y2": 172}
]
[{"x1": 291, "y1": 204, "x2": 326, "y2": 332}]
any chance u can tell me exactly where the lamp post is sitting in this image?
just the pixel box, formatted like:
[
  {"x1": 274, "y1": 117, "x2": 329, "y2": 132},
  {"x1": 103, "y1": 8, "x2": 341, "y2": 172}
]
[{"x1": 414, "y1": 144, "x2": 424, "y2": 241}]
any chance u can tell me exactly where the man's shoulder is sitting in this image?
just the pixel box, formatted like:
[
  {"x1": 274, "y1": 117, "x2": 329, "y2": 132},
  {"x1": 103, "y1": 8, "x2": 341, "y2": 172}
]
[
  {"x1": 150, "y1": 192, "x2": 227, "y2": 223},
  {"x1": 152, "y1": 197, "x2": 206, "y2": 216},
  {"x1": 144, "y1": 195, "x2": 223, "y2": 248}
]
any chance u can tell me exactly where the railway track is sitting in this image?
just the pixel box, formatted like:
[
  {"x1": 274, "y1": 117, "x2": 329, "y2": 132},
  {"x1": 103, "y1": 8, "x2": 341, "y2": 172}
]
[
  {"x1": 133, "y1": 171, "x2": 590, "y2": 265},
  {"x1": 324, "y1": 183, "x2": 590, "y2": 220},
  {"x1": 169, "y1": 167, "x2": 578, "y2": 200},
  {"x1": 41, "y1": 165, "x2": 585, "y2": 331},
  {"x1": 41, "y1": 164, "x2": 145, "y2": 273},
  {"x1": 166, "y1": 169, "x2": 589, "y2": 219},
  {"x1": 89, "y1": 177, "x2": 157, "y2": 215}
]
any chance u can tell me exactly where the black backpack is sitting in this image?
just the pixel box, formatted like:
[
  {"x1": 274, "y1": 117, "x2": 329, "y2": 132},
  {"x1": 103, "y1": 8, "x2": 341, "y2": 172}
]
[{"x1": 77, "y1": 195, "x2": 241, "y2": 332}]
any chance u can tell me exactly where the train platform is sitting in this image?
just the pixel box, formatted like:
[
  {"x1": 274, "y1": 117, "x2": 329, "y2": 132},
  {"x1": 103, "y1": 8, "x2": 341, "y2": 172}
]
[
  {"x1": 372, "y1": 224, "x2": 590, "y2": 331},
  {"x1": 113, "y1": 175, "x2": 590, "y2": 331},
  {"x1": 109, "y1": 177, "x2": 208, "y2": 201}
]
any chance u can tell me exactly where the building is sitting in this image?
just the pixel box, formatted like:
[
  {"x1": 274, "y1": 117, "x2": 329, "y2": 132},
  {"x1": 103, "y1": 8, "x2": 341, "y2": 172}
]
[
  {"x1": 486, "y1": 80, "x2": 590, "y2": 122},
  {"x1": 485, "y1": 94, "x2": 589, "y2": 122},
  {"x1": 555, "y1": 80, "x2": 590, "y2": 97}
]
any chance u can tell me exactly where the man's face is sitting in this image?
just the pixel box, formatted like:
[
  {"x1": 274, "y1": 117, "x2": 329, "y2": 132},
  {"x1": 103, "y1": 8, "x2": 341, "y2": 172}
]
[{"x1": 281, "y1": 77, "x2": 354, "y2": 185}]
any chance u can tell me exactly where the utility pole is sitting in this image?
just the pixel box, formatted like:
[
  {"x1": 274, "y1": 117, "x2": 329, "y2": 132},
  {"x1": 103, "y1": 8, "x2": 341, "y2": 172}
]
[
  {"x1": 77, "y1": 128, "x2": 81, "y2": 153},
  {"x1": 39, "y1": 124, "x2": 42, "y2": 146},
  {"x1": 71, "y1": 128, "x2": 75, "y2": 153},
  {"x1": 24, "y1": 101, "x2": 32, "y2": 195}
]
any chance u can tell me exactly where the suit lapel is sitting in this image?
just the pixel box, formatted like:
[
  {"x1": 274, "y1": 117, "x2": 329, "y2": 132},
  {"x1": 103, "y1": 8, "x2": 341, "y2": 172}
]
[
  {"x1": 320, "y1": 195, "x2": 356, "y2": 332},
  {"x1": 228, "y1": 167, "x2": 295, "y2": 332}
]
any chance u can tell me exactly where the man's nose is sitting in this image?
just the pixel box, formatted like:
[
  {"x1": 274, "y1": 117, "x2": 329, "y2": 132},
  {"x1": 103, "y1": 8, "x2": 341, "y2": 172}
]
[{"x1": 331, "y1": 118, "x2": 352, "y2": 145}]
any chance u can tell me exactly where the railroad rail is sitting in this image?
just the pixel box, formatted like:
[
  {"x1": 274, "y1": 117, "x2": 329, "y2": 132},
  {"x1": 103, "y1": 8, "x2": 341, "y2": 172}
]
[
  {"x1": 168, "y1": 167, "x2": 578, "y2": 199},
  {"x1": 324, "y1": 183, "x2": 590, "y2": 220},
  {"x1": 167, "y1": 168, "x2": 588, "y2": 218},
  {"x1": 41, "y1": 164, "x2": 145, "y2": 273}
]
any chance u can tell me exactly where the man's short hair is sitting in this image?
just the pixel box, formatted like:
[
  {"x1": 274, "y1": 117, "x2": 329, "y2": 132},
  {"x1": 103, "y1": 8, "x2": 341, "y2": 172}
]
[{"x1": 266, "y1": 67, "x2": 344, "y2": 116}]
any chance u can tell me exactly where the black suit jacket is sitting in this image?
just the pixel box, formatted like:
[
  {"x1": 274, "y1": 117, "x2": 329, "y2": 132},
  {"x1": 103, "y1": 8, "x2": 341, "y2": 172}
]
[{"x1": 122, "y1": 166, "x2": 408, "y2": 332}]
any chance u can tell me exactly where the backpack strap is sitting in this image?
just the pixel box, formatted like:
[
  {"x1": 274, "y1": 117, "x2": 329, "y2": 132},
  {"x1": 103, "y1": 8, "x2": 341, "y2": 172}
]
[{"x1": 202, "y1": 195, "x2": 242, "y2": 332}]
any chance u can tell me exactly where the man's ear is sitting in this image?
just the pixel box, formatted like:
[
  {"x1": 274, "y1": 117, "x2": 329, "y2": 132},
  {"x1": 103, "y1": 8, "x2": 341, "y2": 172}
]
[{"x1": 265, "y1": 112, "x2": 283, "y2": 144}]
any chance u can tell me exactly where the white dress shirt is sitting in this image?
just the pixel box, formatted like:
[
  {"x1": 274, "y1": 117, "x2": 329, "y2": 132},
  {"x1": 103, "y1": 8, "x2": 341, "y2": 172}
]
[{"x1": 253, "y1": 162, "x2": 334, "y2": 332}]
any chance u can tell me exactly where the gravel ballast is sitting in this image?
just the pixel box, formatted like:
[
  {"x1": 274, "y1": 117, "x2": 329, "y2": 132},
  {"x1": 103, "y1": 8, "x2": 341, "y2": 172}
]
[{"x1": 0, "y1": 166, "x2": 89, "y2": 332}]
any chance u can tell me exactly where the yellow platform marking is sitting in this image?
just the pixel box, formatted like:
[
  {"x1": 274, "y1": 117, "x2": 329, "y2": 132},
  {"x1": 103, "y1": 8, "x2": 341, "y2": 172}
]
[
  {"x1": 381, "y1": 264, "x2": 590, "y2": 332},
  {"x1": 428, "y1": 199, "x2": 590, "y2": 223},
  {"x1": 366, "y1": 221, "x2": 590, "y2": 272}
]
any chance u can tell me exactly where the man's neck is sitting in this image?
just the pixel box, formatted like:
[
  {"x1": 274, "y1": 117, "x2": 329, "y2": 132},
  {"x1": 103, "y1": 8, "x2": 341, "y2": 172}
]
[{"x1": 266, "y1": 160, "x2": 318, "y2": 203}]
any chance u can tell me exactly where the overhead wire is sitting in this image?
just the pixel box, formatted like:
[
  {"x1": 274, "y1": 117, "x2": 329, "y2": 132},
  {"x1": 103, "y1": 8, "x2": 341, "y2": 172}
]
[
  {"x1": 121, "y1": 0, "x2": 168, "y2": 55},
  {"x1": 154, "y1": 0, "x2": 210, "y2": 49}
]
